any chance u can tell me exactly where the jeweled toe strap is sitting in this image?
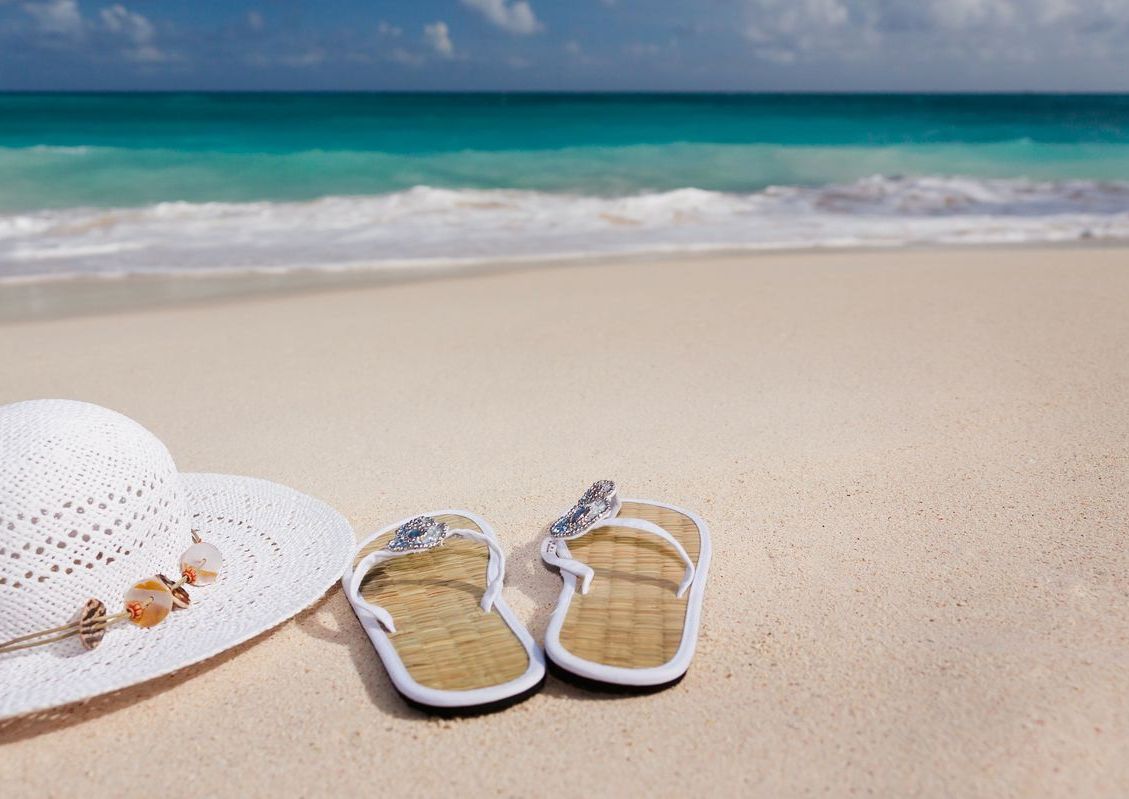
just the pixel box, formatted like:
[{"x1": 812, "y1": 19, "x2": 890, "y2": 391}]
[
  {"x1": 387, "y1": 515, "x2": 451, "y2": 551},
  {"x1": 347, "y1": 515, "x2": 506, "y2": 633},
  {"x1": 549, "y1": 479, "x2": 620, "y2": 538},
  {"x1": 542, "y1": 482, "x2": 695, "y2": 597}
]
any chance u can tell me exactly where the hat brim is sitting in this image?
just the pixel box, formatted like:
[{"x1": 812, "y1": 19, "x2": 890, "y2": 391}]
[{"x1": 0, "y1": 473, "x2": 355, "y2": 721}]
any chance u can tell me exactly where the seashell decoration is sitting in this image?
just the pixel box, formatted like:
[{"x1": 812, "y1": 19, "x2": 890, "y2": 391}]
[
  {"x1": 76, "y1": 598, "x2": 109, "y2": 651},
  {"x1": 180, "y1": 542, "x2": 223, "y2": 586},
  {"x1": 124, "y1": 577, "x2": 174, "y2": 628},
  {"x1": 158, "y1": 574, "x2": 191, "y2": 609},
  {"x1": 1, "y1": 533, "x2": 224, "y2": 654}
]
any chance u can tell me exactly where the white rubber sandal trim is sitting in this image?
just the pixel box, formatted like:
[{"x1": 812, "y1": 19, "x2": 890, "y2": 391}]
[
  {"x1": 542, "y1": 498, "x2": 712, "y2": 687},
  {"x1": 342, "y1": 509, "x2": 545, "y2": 709}
]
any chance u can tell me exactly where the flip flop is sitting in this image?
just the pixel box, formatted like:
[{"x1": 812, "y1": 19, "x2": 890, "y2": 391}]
[
  {"x1": 540, "y1": 480, "x2": 711, "y2": 691},
  {"x1": 344, "y1": 510, "x2": 545, "y2": 715}
]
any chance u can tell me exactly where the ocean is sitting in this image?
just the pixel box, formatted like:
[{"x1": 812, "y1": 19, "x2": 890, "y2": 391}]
[{"x1": 1, "y1": 92, "x2": 1128, "y2": 282}]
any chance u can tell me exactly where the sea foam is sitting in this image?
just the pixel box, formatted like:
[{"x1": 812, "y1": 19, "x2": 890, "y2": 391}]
[{"x1": 1, "y1": 176, "x2": 1127, "y2": 283}]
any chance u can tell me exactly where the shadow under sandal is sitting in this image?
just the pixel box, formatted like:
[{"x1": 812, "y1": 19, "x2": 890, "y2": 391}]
[
  {"x1": 540, "y1": 480, "x2": 712, "y2": 692},
  {"x1": 343, "y1": 510, "x2": 545, "y2": 715}
]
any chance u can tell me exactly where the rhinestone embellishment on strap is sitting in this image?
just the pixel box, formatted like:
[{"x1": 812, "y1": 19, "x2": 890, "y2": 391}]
[
  {"x1": 387, "y1": 516, "x2": 450, "y2": 552},
  {"x1": 549, "y1": 480, "x2": 618, "y2": 539}
]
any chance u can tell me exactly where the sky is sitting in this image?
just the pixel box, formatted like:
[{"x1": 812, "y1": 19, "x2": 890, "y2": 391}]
[{"x1": 1, "y1": 0, "x2": 1128, "y2": 92}]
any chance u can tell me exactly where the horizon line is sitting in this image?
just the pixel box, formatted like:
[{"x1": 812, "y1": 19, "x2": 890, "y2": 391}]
[{"x1": 2, "y1": 88, "x2": 1128, "y2": 96}]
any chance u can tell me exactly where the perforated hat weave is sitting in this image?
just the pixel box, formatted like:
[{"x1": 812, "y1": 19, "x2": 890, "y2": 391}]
[{"x1": 0, "y1": 399, "x2": 355, "y2": 720}]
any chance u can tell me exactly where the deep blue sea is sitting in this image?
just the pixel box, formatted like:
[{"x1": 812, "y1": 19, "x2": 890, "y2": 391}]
[{"x1": 1, "y1": 93, "x2": 1127, "y2": 281}]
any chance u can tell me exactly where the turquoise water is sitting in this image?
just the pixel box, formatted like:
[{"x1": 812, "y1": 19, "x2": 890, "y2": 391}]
[
  {"x1": 1, "y1": 93, "x2": 1128, "y2": 282},
  {"x1": 2, "y1": 93, "x2": 1128, "y2": 210}
]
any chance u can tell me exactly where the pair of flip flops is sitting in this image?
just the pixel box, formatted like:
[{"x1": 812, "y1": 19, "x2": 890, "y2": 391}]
[{"x1": 342, "y1": 481, "x2": 712, "y2": 714}]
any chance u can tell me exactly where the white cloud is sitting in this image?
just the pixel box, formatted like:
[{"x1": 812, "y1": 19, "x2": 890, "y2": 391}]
[
  {"x1": 100, "y1": 4, "x2": 152, "y2": 41},
  {"x1": 1035, "y1": 0, "x2": 1075, "y2": 24},
  {"x1": 100, "y1": 3, "x2": 172, "y2": 62},
  {"x1": 563, "y1": 39, "x2": 600, "y2": 65},
  {"x1": 22, "y1": 0, "x2": 83, "y2": 37},
  {"x1": 247, "y1": 10, "x2": 264, "y2": 32},
  {"x1": 127, "y1": 44, "x2": 167, "y2": 63},
  {"x1": 424, "y1": 21, "x2": 454, "y2": 58},
  {"x1": 387, "y1": 47, "x2": 424, "y2": 66},
  {"x1": 929, "y1": 0, "x2": 1015, "y2": 31},
  {"x1": 378, "y1": 21, "x2": 402, "y2": 37},
  {"x1": 740, "y1": 0, "x2": 1129, "y2": 67},
  {"x1": 460, "y1": 0, "x2": 543, "y2": 35},
  {"x1": 744, "y1": 0, "x2": 850, "y2": 62},
  {"x1": 281, "y1": 49, "x2": 324, "y2": 67}
]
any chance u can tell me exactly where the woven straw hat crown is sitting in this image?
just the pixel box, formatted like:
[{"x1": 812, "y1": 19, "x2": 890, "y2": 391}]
[{"x1": 0, "y1": 400, "x2": 188, "y2": 641}]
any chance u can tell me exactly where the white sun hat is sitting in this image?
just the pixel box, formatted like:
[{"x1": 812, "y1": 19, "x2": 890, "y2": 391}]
[{"x1": 0, "y1": 399, "x2": 355, "y2": 720}]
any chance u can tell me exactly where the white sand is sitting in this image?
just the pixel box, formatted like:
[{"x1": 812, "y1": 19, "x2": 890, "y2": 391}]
[{"x1": 1, "y1": 246, "x2": 1127, "y2": 796}]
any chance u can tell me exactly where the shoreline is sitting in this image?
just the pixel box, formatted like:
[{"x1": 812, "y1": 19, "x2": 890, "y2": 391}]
[{"x1": 3, "y1": 239, "x2": 1127, "y2": 323}]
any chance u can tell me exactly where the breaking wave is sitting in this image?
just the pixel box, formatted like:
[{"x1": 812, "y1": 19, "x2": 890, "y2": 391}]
[{"x1": 1, "y1": 175, "x2": 1127, "y2": 283}]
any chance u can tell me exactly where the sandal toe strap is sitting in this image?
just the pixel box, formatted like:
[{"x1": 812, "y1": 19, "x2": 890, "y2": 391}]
[
  {"x1": 348, "y1": 526, "x2": 505, "y2": 633},
  {"x1": 541, "y1": 515, "x2": 694, "y2": 597}
]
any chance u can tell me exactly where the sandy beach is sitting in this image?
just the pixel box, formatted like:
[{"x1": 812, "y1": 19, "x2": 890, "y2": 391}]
[{"x1": 1, "y1": 246, "x2": 1127, "y2": 797}]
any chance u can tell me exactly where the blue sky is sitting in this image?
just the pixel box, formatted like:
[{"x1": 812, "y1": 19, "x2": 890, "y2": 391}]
[{"x1": 1, "y1": 0, "x2": 1128, "y2": 91}]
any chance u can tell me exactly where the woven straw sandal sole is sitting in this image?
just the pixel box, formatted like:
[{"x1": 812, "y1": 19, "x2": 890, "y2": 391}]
[
  {"x1": 543, "y1": 499, "x2": 711, "y2": 690},
  {"x1": 343, "y1": 510, "x2": 545, "y2": 715}
]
